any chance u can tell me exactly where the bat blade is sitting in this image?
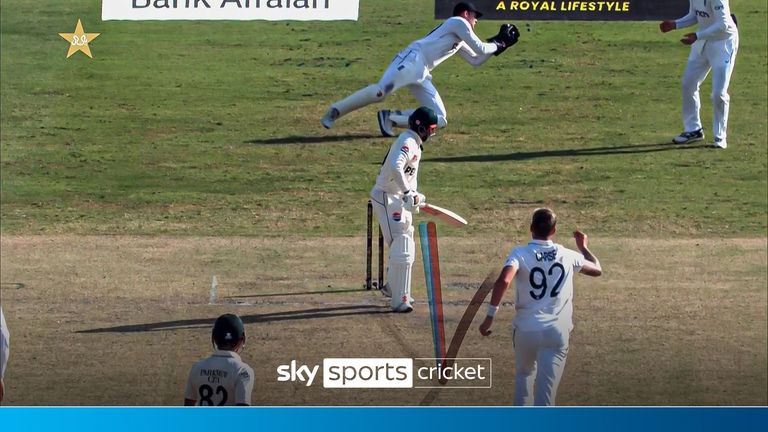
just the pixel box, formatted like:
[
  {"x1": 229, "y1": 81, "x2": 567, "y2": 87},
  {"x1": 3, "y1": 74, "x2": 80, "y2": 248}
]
[{"x1": 421, "y1": 203, "x2": 468, "y2": 227}]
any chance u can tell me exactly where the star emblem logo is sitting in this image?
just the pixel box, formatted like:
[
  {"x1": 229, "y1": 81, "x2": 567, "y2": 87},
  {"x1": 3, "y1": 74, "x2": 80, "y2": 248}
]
[{"x1": 59, "y1": 19, "x2": 100, "y2": 59}]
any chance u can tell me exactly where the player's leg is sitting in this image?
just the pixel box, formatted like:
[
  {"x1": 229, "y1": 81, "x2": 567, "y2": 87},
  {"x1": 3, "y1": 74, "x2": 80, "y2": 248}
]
[
  {"x1": 707, "y1": 37, "x2": 738, "y2": 149},
  {"x1": 370, "y1": 191, "x2": 394, "y2": 246},
  {"x1": 376, "y1": 51, "x2": 429, "y2": 136},
  {"x1": 383, "y1": 195, "x2": 415, "y2": 312},
  {"x1": 323, "y1": 51, "x2": 422, "y2": 129},
  {"x1": 675, "y1": 48, "x2": 710, "y2": 143},
  {"x1": 322, "y1": 84, "x2": 388, "y2": 129},
  {"x1": 513, "y1": 329, "x2": 539, "y2": 406},
  {"x1": 405, "y1": 79, "x2": 448, "y2": 128},
  {"x1": 387, "y1": 79, "x2": 448, "y2": 133},
  {"x1": 370, "y1": 191, "x2": 395, "y2": 297},
  {"x1": 533, "y1": 326, "x2": 570, "y2": 406}
]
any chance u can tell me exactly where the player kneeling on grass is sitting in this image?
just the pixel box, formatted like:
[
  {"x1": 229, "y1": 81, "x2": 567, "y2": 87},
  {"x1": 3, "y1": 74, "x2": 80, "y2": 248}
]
[
  {"x1": 370, "y1": 107, "x2": 439, "y2": 313},
  {"x1": 321, "y1": 1, "x2": 519, "y2": 137},
  {"x1": 479, "y1": 208, "x2": 602, "y2": 406},
  {"x1": 184, "y1": 314, "x2": 254, "y2": 406}
]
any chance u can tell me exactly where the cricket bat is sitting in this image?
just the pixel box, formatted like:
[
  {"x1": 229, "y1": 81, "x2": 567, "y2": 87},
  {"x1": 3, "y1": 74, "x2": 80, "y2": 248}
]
[{"x1": 420, "y1": 203, "x2": 468, "y2": 227}]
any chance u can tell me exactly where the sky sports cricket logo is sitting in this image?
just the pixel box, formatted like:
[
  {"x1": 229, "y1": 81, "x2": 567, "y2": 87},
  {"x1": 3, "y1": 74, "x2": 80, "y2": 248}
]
[{"x1": 276, "y1": 358, "x2": 492, "y2": 389}]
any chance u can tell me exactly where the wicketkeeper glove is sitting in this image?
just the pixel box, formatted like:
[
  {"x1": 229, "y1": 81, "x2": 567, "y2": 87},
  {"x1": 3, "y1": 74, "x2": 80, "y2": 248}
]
[{"x1": 487, "y1": 23, "x2": 520, "y2": 56}]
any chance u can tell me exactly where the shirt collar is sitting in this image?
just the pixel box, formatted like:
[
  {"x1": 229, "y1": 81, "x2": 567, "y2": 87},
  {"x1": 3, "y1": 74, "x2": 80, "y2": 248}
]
[
  {"x1": 404, "y1": 129, "x2": 423, "y2": 145},
  {"x1": 213, "y1": 350, "x2": 242, "y2": 361},
  {"x1": 529, "y1": 239, "x2": 554, "y2": 246}
]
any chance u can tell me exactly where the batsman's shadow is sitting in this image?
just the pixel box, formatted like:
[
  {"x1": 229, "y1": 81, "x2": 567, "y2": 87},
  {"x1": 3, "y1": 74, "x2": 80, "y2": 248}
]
[
  {"x1": 246, "y1": 133, "x2": 382, "y2": 145},
  {"x1": 425, "y1": 142, "x2": 709, "y2": 163},
  {"x1": 77, "y1": 304, "x2": 391, "y2": 334}
]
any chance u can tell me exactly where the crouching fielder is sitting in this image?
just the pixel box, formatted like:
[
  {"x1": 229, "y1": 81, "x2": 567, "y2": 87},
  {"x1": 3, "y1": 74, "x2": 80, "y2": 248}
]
[
  {"x1": 370, "y1": 107, "x2": 439, "y2": 312},
  {"x1": 479, "y1": 208, "x2": 602, "y2": 405}
]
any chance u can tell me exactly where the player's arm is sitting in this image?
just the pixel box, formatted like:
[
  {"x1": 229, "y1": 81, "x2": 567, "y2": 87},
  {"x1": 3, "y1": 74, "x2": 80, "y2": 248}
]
[
  {"x1": 574, "y1": 231, "x2": 602, "y2": 277},
  {"x1": 234, "y1": 366, "x2": 254, "y2": 406},
  {"x1": 661, "y1": 2, "x2": 695, "y2": 32},
  {"x1": 449, "y1": 18, "x2": 500, "y2": 57},
  {"x1": 695, "y1": 0, "x2": 732, "y2": 40},
  {"x1": 183, "y1": 367, "x2": 197, "y2": 406},
  {"x1": 674, "y1": 2, "x2": 697, "y2": 29},
  {"x1": 457, "y1": 44, "x2": 493, "y2": 67},
  {"x1": 389, "y1": 140, "x2": 415, "y2": 194},
  {"x1": 479, "y1": 265, "x2": 517, "y2": 336}
]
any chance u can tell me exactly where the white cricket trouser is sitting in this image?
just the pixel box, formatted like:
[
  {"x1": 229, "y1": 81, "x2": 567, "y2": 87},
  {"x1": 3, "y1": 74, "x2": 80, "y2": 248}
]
[
  {"x1": 370, "y1": 190, "x2": 415, "y2": 310},
  {"x1": 681, "y1": 35, "x2": 739, "y2": 142},
  {"x1": 513, "y1": 325, "x2": 570, "y2": 406},
  {"x1": 0, "y1": 307, "x2": 9, "y2": 381},
  {"x1": 378, "y1": 49, "x2": 448, "y2": 128}
]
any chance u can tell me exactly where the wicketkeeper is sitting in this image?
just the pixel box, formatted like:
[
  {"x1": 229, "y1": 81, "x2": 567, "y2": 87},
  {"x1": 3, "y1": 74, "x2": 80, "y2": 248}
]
[
  {"x1": 370, "y1": 107, "x2": 439, "y2": 313},
  {"x1": 322, "y1": 1, "x2": 519, "y2": 136}
]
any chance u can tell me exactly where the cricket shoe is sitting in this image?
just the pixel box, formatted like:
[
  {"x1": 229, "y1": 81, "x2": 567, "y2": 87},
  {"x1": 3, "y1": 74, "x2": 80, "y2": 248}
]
[
  {"x1": 392, "y1": 294, "x2": 414, "y2": 313},
  {"x1": 377, "y1": 110, "x2": 396, "y2": 137},
  {"x1": 712, "y1": 138, "x2": 727, "y2": 149},
  {"x1": 393, "y1": 302, "x2": 413, "y2": 313},
  {"x1": 321, "y1": 107, "x2": 340, "y2": 129},
  {"x1": 379, "y1": 283, "x2": 392, "y2": 298},
  {"x1": 672, "y1": 129, "x2": 704, "y2": 144}
]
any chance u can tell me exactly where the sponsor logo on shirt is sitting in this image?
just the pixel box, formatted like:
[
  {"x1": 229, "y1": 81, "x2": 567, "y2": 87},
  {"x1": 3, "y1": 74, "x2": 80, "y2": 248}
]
[{"x1": 392, "y1": 212, "x2": 402, "y2": 222}]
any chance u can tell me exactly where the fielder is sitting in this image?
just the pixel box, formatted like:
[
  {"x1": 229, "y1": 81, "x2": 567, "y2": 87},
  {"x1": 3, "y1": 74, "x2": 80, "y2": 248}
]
[
  {"x1": 321, "y1": 1, "x2": 519, "y2": 136},
  {"x1": 479, "y1": 208, "x2": 602, "y2": 406},
  {"x1": 660, "y1": 0, "x2": 738, "y2": 149},
  {"x1": 370, "y1": 107, "x2": 439, "y2": 312},
  {"x1": 184, "y1": 314, "x2": 254, "y2": 406},
  {"x1": 0, "y1": 306, "x2": 8, "y2": 404}
]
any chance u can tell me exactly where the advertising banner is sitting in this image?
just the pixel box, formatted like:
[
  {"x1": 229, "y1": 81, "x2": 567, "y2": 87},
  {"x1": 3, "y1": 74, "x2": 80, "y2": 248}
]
[{"x1": 435, "y1": 0, "x2": 689, "y2": 21}]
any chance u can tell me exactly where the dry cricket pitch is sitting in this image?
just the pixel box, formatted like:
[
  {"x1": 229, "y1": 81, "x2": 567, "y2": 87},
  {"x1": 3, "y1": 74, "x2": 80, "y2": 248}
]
[{"x1": 0, "y1": 235, "x2": 765, "y2": 406}]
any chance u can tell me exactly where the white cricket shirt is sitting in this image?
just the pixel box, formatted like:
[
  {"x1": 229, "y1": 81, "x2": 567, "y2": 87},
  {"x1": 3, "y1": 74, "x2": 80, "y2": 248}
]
[
  {"x1": 409, "y1": 16, "x2": 498, "y2": 70},
  {"x1": 676, "y1": 0, "x2": 737, "y2": 41},
  {"x1": 373, "y1": 130, "x2": 422, "y2": 195},
  {"x1": 184, "y1": 350, "x2": 254, "y2": 406},
  {"x1": 505, "y1": 240, "x2": 585, "y2": 332}
]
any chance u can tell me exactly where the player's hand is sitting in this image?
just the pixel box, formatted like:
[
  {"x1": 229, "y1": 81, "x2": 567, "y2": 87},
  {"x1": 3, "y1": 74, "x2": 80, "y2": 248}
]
[
  {"x1": 681, "y1": 33, "x2": 697, "y2": 45},
  {"x1": 403, "y1": 191, "x2": 422, "y2": 213},
  {"x1": 659, "y1": 20, "x2": 675, "y2": 33},
  {"x1": 573, "y1": 230, "x2": 589, "y2": 251},
  {"x1": 479, "y1": 316, "x2": 494, "y2": 336}
]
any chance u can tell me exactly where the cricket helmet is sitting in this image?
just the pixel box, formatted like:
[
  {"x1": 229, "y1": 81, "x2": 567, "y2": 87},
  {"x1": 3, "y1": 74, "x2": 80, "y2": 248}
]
[{"x1": 408, "y1": 106, "x2": 439, "y2": 142}]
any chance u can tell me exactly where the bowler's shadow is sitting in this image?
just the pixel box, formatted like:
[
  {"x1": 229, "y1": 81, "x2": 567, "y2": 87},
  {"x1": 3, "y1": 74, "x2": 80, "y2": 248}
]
[
  {"x1": 246, "y1": 133, "x2": 381, "y2": 145},
  {"x1": 425, "y1": 141, "x2": 709, "y2": 163},
  {"x1": 78, "y1": 305, "x2": 390, "y2": 334}
]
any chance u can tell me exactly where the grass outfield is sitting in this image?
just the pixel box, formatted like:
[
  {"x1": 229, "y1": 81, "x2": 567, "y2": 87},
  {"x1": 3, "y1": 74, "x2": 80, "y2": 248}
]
[
  {"x1": 0, "y1": 0, "x2": 766, "y2": 406},
  {"x1": 1, "y1": 0, "x2": 766, "y2": 237}
]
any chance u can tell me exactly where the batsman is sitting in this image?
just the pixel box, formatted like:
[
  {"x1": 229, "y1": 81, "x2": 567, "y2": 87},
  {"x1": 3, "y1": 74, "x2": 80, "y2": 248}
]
[{"x1": 370, "y1": 107, "x2": 439, "y2": 313}]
